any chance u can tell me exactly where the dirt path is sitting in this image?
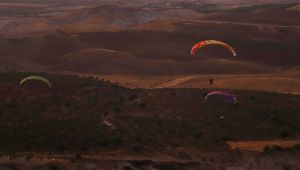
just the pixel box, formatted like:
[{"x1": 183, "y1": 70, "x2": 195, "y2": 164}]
[
  {"x1": 147, "y1": 73, "x2": 300, "y2": 93},
  {"x1": 184, "y1": 19, "x2": 300, "y2": 29},
  {"x1": 0, "y1": 3, "x2": 50, "y2": 7},
  {"x1": 150, "y1": 75, "x2": 198, "y2": 88},
  {"x1": 227, "y1": 140, "x2": 300, "y2": 152}
]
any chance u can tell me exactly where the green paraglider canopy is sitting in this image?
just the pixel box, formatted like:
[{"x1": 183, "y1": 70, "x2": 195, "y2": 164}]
[{"x1": 20, "y1": 76, "x2": 52, "y2": 88}]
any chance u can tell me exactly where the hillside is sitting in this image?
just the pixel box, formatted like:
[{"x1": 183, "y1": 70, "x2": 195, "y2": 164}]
[
  {"x1": 0, "y1": 2, "x2": 299, "y2": 80},
  {"x1": 1, "y1": 72, "x2": 300, "y2": 153},
  {"x1": 0, "y1": 0, "x2": 299, "y2": 80},
  {"x1": 0, "y1": 72, "x2": 299, "y2": 169},
  {"x1": 0, "y1": 0, "x2": 300, "y2": 169}
]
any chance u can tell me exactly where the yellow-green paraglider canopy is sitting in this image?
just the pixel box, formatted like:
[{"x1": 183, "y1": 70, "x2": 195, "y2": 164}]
[{"x1": 20, "y1": 76, "x2": 52, "y2": 88}]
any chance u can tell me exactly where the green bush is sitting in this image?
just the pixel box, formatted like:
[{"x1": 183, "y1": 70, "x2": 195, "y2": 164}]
[
  {"x1": 128, "y1": 94, "x2": 138, "y2": 101},
  {"x1": 153, "y1": 163, "x2": 182, "y2": 170},
  {"x1": 264, "y1": 145, "x2": 271, "y2": 153},
  {"x1": 139, "y1": 103, "x2": 147, "y2": 109},
  {"x1": 47, "y1": 162, "x2": 63, "y2": 170},
  {"x1": 123, "y1": 166, "x2": 134, "y2": 170},
  {"x1": 25, "y1": 153, "x2": 33, "y2": 161},
  {"x1": 280, "y1": 131, "x2": 289, "y2": 138},
  {"x1": 271, "y1": 145, "x2": 283, "y2": 151}
]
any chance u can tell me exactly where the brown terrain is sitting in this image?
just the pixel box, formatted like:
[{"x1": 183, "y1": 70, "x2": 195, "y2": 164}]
[
  {"x1": 0, "y1": 0, "x2": 300, "y2": 169},
  {"x1": 0, "y1": 0, "x2": 300, "y2": 91},
  {"x1": 0, "y1": 72, "x2": 299, "y2": 170},
  {"x1": 228, "y1": 140, "x2": 300, "y2": 152}
]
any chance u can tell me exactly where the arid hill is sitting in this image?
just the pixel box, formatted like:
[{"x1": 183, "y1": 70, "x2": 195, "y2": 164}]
[
  {"x1": 1, "y1": 72, "x2": 300, "y2": 152},
  {"x1": 0, "y1": 1, "x2": 299, "y2": 74},
  {"x1": 0, "y1": 72, "x2": 299, "y2": 169},
  {"x1": 0, "y1": 1, "x2": 300, "y2": 169},
  {"x1": 0, "y1": 1, "x2": 299, "y2": 92}
]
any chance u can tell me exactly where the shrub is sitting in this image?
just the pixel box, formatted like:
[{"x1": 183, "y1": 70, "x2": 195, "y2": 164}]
[
  {"x1": 58, "y1": 144, "x2": 67, "y2": 152},
  {"x1": 283, "y1": 165, "x2": 291, "y2": 170},
  {"x1": 139, "y1": 103, "x2": 147, "y2": 109},
  {"x1": 123, "y1": 166, "x2": 134, "y2": 170},
  {"x1": 119, "y1": 96, "x2": 125, "y2": 103},
  {"x1": 249, "y1": 96, "x2": 255, "y2": 100},
  {"x1": 75, "y1": 153, "x2": 81, "y2": 160},
  {"x1": 271, "y1": 145, "x2": 283, "y2": 151},
  {"x1": 280, "y1": 131, "x2": 289, "y2": 138},
  {"x1": 128, "y1": 95, "x2": 138, "y2": 101},
  {"x1": 130, "y1": 160, "x2": 153, "y2": 167},
  {"x1": 1, "y1": 163, "x2": 18, "y2": 170},
  {"x1": 64, "y1": 101, "x2": 71, "y2": 107},
  {"x1": 264, "y1": 145, "x2": 271, "y2": 153},
  {"x1": 114, "y1": 106, "x2": 121, "y2": 113},
  {"x1": 6, "y1": 99, "x2": 17, "y2": 108},
  {"x1": 47, "y1": 162, "x2": 63, "y2": 170},
  {"x1": 153, "y1": 163, "x2": 181, "y2": 170},
  {"x1": 25, "y1": 153, "x2": 33, "y2": 161}
]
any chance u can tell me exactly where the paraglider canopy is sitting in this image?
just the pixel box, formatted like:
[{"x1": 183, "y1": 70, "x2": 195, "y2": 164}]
[
  {"x1": 191, "y1": 40, "x2": 236, "y2": 57},
  {"x1": 205, "y1": 91, "x2": 237, "y2": 104},
  {"x1": 20, "y1": 76, "x2": 52, "y2": 88}
]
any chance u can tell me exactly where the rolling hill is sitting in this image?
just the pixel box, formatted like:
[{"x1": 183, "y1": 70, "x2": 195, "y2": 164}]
[
  {"x1": 0, "y1": 72, "x2": 300, "y2": 169},
  {"x1": 1, "y1": 72, "x2": 300, "y2": 152},
  {"x1": 0, "y1": 1, "x2": 300, "y2": 169}
]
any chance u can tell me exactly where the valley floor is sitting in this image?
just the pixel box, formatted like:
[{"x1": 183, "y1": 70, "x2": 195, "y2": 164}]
[
  {"x1": 0, "y1": 150, "x2": 300, "y2": 170},
  {"x1": 88, "y1": 71, "x2": 300, "y2": 94}
]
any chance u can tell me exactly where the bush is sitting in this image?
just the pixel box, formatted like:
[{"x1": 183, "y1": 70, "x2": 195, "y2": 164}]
[
  {"x1": 75, "y1": 153, "x2": 81, "y2": 160},
  {"x1": 47, "y1": 162, "x2": 63, "y2": 170},
  {"x1": 294, "y1": 144, "x2": 300, "y2": 150},
  {"x1": 123, "y1": 166, "x2": 134, "y2": 170},
  {"x1": 264, "y1": 145, "x2": 271, "y2": 153},
  {"x1": 283, "y1": 165, "x2": 291, "y2": 170},
  {"x1": 153, "y1": 163, "x2": 182, "y2": 170},
  {"x1": 6, "y1": 99, "x2": 17, "y2": 108},
  {"x1": 119, "y1": 96, "x2": 125, "y2": 103},
  {"x1": 64, "y1": 101, "x2": 71, "y2": 107},
  {"x1": 221, "y1": 135, "x2": 230, "y2": 142},
  {"x1": 128, "y1": 95, "x2": 138, "y2": 101},
  {"x1": 1, "y1": 163, "x2": 18, "y2": 170},
  {"x1": 58, "y1": 144, "x2": 67, "y2": 152},
  {"x1": 139, "y1": 103, "x2": 147, "y2": 109},
  {"x1": 25, "y1": 153, "x2": 33, "y2": 161},
  {"x1": 25, "y1": 143, "x2": 33, "y2": 150},
  {"x1": 114, "y1": 106, "x2": 121, "y2": 113},
  {"x1": 130, "y1": 160, "x2": 153, "y2": 167},
  {"x1": 264, "y1": 145, "x2": 283, "y2": 153},
  {"x1": 271, "y1": 145, "x2": 283, "y2": 151},
  {"x1": 280, "y1": 131, "x2": 289, "y2": 138},
  {"x1": 130, "y1": 143, "x2": 146, "y2": 153}
]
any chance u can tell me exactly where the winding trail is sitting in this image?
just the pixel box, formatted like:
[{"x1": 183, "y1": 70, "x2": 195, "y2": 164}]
[
  {"x1": 228, "y1": 140, "x2": 300, "y2": 152},
  {"x1": 150, "y1": 76, "x2": 197, "y2": 88},
  {"x1": 183, "y1": 19, "x2": 300, "y2": 29}
]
